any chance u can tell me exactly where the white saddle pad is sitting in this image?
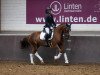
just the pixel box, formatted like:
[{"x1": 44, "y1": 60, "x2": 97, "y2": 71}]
[{"x1": 40, "y1": 31, "x2": 54, "y2": 40}]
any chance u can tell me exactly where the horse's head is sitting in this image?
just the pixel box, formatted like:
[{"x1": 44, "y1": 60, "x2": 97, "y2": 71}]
[
  {"x1": 62, "y1": 23, "x2": 71, "y2": 39},
  {"x1": 66, "y1": 23, "x2": 71, "y2": 31}
]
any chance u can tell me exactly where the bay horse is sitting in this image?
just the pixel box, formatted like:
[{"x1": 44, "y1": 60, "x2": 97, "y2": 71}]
[{"x1": 20, "y1": 23, "x2": 71, "y2": 64}]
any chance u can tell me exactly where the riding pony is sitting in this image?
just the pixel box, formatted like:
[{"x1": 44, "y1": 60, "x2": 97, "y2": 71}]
[{"x1": 20, "y1": 23, "x2": 71, "y2": 64}]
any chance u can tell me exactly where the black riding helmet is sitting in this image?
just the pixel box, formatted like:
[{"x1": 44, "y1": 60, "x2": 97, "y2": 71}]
[{"x1": 45, "y1": 7, "x2": 52, "y2": 14}]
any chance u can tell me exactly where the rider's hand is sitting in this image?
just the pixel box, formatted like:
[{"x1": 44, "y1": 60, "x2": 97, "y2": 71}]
[{"x1": 53, "y1": 26, "x2": 56, "y2": 28}]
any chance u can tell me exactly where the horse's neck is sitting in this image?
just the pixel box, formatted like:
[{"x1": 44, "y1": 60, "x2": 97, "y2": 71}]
[
  {"x1": 55, "y1": 26, "x2": 64, "y2": 37},
  {"x1": 56, "y1": 25, "x2": 64, "y2": 34}
]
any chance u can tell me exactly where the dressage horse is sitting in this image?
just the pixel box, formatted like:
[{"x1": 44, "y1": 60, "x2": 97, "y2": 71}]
[{"x1": 20, "y1": 23, "x2": 71, "y2": 64}]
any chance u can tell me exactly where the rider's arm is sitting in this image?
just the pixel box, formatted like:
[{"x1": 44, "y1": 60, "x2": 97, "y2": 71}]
[
  {"x1": 45, "y1": 14, "x2": 50, "y2": 27},
  {"x1": 51, "y1": 15, "x2": 56, "y2": 27}
]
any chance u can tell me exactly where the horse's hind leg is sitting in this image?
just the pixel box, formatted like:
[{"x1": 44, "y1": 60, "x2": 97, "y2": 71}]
[
  {"x1": 29, "y1": 47, "x2": 36, "y2": 64},
  {"x1": 30, "y1": 47, "x2": 44, "y2": 64},
  {"x1": 29, "y1": 53, "x2": 34, "y2": 64},
  {"x1": 34, "y1": 52, "x2": 44, "y2": 64},
  {"x1": 29, "y1": 46, "x2": 37, "y2": 64},
  {"x1": 64, "y1": 52, "x2": 69, "y2": 64}
]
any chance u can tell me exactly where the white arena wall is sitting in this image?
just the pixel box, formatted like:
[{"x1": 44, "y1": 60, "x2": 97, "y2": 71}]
[{"x1": 1, "y1": 0, "x2": 100, "y2": 31}]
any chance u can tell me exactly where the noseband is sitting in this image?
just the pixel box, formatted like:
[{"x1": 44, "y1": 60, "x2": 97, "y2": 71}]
[{"x1": 63, "y1": 24, "x2": 71, "y2": 39}]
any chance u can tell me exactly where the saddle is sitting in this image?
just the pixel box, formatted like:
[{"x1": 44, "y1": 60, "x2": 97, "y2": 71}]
[
  {"x1": 40, "y1": 27, "x2": 53, "y2": 40},
  {"x1": 44, "y1": 29, "x2": 52, "y2": 39},
  {"x1": 40, "y1": 27, "x2": 54, "y2": 47}
]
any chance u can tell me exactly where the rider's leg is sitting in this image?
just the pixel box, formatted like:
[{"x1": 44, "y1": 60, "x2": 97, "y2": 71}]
[
  {"x1": 45, "y1": 27, "x2": 50, "y2": 47},
  {"x1": 45, "y1": 34, "x2": 50, "y2": 47}
]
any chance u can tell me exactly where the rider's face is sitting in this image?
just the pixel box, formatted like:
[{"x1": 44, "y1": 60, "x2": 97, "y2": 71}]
[{"x1": 48, "y1": 10, "x2": 52, "y2": 14}]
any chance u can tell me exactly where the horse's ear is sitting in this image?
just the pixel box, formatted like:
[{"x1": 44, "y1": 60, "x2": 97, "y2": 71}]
[
  {"x1": 66, "y1": 23, "x2": 72, "y2": 31},
  {"x1": 69, "y1": 23, "x2": 72, "y2": 28},
  {"x1": 66, "y1": 23, "x2": 69, "y2": 26},
  {"x1": 66, "y1": 23, "x2": 72, "y2": 27},
  {"x1": 69, "y1": 23, "x2": 72, "y2": 26}
]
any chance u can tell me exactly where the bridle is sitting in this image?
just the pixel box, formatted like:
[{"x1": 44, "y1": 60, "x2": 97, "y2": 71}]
[{"x1": 63, "y1": 24, "x2": 71, "y2": 39}]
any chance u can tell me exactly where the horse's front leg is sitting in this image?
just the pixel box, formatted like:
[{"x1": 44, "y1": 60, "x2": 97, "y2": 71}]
[
  {"x1": 54, "y1": 52, "x2": 62, "y2": 60},
  {"x1": 54, "y1": 45, "x2": 63, "y2": 60},
  {"x1": 64, "y1": 52, "x2": 69, "y2": 64},
  {"x1": 54, "y1": 52, "x2": 69, "y2": 64},
  {"x1": 54, "y1": 43, "x2": 69, "y2": 64}
]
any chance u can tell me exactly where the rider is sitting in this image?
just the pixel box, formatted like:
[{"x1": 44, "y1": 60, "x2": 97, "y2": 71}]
[{"x1": 44, "y1": 7, "x2": 56, "y2": 47}]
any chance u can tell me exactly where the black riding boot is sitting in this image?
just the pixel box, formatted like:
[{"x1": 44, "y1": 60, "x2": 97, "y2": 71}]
[
  {"x1": 45, "y1": 34, "x2": 50, "y2": 47},
  {"x1": 45, "y1": 39, "x2": 50, "y2": 47}
]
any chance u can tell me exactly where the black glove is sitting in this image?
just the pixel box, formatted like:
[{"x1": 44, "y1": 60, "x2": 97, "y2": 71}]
[{"x1": 53, "y1": 25, "x2": 56, "y2": 28}]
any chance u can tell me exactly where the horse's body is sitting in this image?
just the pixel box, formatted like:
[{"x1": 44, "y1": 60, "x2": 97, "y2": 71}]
[{"x1": 21, "y1": 23, "x2": 71, "y2": 64}]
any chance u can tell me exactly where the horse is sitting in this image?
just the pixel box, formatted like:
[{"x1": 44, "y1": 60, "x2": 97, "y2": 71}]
[{"x1": 20, "y1": 23, "x2": 71, "y2": 64}]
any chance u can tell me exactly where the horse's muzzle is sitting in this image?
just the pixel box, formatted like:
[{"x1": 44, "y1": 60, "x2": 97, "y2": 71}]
[{"x1": 64, "y1": 34, "x2": 70, "y2": 39}]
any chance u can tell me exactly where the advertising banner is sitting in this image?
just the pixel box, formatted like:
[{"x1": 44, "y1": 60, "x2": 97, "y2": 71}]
[{"x1": 26, "y1": 0, "x2": 100, "y2": 24}]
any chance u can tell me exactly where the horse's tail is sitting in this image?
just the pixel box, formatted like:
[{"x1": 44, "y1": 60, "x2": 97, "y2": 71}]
[{"x1": 20, "y1": 37, "x2": 30, "y2": 49}]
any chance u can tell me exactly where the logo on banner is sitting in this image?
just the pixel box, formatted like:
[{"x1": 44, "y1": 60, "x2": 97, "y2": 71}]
[
  {"x1": 50, "y1": 1, "x2": 62, "y2": 15},
  {"x1": 94, "y1": 1, "x2": 100, "y2": 12},
  {"x1": 50, "y1": 1, "x2": 82, "y2": 15}
]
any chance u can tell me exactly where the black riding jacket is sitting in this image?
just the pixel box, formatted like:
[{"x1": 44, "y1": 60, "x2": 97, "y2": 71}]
[{"x1": 45, "y1": 14, "x2": 56, "y2": 28}]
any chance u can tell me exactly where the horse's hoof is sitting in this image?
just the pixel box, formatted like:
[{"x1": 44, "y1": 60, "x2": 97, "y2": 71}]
[
  {"x1": 41, "y1": 61, "x2": 44, "y2": 64},
  {"x1": 64, "y1": 61, "x2": 69, "y2": 66},
  {"x1": 54, "y1": 58, "x2": 57, "y2": 62},
  {"x1": 30, "y1": 62, "x2": 35, "y2": 65},
  {"x1": 65, "y1": 61, "x2": 69, "y2": 64},
  {"x1": 64, "y1": 63, "x2": 69, "y2": 66},
  {"x1": 54, "y1": 56, "x2": 59, "y2": 60},
  {"x1": 41, "y1": 62, "x2": 44, "y2": 64},
  {"x1": 41, "y1": 62, "x2": 45, "y2": 65}
]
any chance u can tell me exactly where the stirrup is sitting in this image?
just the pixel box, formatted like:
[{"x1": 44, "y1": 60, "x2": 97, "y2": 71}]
[
  {"x1": 45, "y1": 44, "x2": 50, "y2": 47},
  {"x1": 46, "y1": 40, "x2": 51, "y2": 47},
  {"x1": 48, "y1": 41, "x2": 52, "y2": 47}
]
